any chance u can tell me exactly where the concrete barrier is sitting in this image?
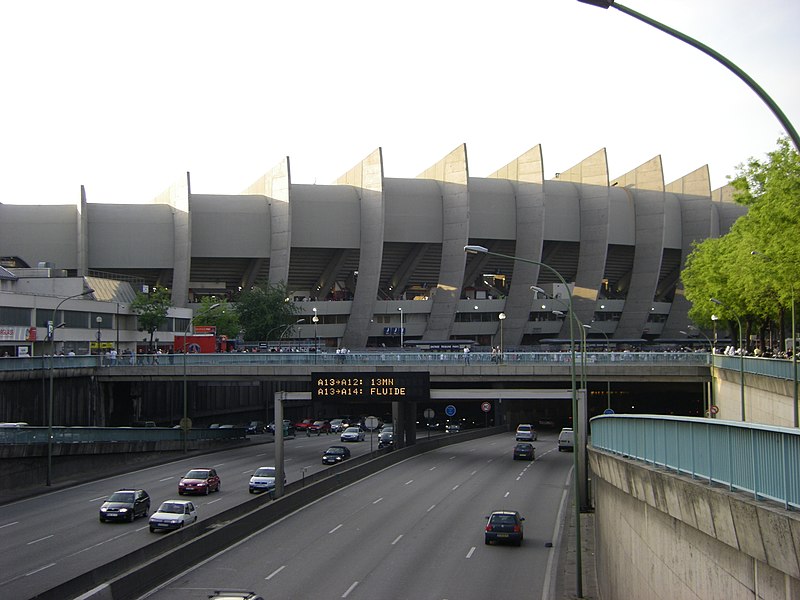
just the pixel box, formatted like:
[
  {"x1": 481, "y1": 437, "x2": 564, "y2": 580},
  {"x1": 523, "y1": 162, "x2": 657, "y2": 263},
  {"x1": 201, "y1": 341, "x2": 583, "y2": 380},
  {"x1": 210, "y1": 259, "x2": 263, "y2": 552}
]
[{"x1": 35, "y1": 427, "x2": 505, "y2": 600}]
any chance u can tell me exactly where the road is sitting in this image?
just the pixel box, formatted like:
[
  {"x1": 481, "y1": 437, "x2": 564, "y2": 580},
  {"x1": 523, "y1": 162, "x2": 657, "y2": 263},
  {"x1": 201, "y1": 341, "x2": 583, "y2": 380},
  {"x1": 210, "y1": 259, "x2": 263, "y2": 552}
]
[
  {"x1": 0, "y1": 430, "x2": 372, "y2": 600},
  {"x1": 144, "y1": 432, "x2": 574, "y2": 600}
]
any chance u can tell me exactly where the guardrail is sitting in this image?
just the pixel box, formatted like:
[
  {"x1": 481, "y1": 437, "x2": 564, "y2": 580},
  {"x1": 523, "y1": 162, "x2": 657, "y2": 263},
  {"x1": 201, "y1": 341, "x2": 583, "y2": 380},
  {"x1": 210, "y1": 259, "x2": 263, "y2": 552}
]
[
  {"x1": 0, "y1": 426, "x2": 246, "y2": 445},
  {"x1": 712, "y1": 353, "x2": 799, "y2": 381},
  {"x1": 590, "y1": 414, "x2": 800, "y2": 511},
  {"x1": 0, "y1": 351, "x2": 711, "y2": 372}
]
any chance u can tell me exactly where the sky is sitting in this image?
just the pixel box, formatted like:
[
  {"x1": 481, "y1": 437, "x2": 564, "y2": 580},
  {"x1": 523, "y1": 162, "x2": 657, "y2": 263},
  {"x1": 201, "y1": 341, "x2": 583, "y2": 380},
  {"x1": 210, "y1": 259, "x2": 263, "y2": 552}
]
[{"x1": 1, "y1": 0, "x2": 798, "y2": 205}]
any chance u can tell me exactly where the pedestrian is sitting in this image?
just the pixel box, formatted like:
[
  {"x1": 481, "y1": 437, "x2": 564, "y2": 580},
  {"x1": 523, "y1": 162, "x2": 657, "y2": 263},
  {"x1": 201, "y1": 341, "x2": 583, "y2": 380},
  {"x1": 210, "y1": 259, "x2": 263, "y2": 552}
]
[{"x1": 463, "y1": 346, "x2": 470, "y2": 364}]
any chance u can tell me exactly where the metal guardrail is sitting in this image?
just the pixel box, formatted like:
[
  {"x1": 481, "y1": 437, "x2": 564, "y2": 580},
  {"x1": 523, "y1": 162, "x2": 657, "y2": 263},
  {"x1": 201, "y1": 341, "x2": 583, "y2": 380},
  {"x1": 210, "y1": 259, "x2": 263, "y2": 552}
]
[
  {"x1": 0, "y1": 351, "x2": 711, "y2": 372},
  {"x1": 590, "y1": 414, "x2": 800, "y2": 511},
  {"x1": 0, "y1": 426, "x2": 246, "y2": 445},
  {"x1": 712, "y1": 354, "x2": 799, "y2": 380}
]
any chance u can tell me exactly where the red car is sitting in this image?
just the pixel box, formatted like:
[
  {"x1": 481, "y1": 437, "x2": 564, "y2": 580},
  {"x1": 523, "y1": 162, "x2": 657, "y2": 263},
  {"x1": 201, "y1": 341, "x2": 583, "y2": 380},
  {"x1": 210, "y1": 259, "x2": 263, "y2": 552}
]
[
  {"x1": 294, "y1": 418, "x2": 315, "y2": 432},
  {"x1": 178, "y1": 468, "x2": 221, "y2": 495},
  {"x1": 307, "y1": 420, "x2": 331, "y2": 435}
]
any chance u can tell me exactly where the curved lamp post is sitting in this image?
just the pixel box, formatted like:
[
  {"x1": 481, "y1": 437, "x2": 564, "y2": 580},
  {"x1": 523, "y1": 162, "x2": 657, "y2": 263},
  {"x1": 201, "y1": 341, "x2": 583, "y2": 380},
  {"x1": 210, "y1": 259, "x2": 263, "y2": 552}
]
[
  {"x1": 182, "y1": 302, "x2": 220, "y2": 452},
  {"x1": 398, "y1": 307, "x2": 404, "y2": 348},
  {"x1": 465, "y1": 244, "x2": 583, "y2": 596},
  {"x1": 710, "y1": 298, "x2": 745, "y2": 421},
  {"x1": 576, "y1": 1, "x2": 799, "y2": 152},
  {"x1": 47, "y1": 287, "x2": 95, "y2": 486},
  {"x1": 498, "y1": 312, "x2": 506, "y2": 356}
]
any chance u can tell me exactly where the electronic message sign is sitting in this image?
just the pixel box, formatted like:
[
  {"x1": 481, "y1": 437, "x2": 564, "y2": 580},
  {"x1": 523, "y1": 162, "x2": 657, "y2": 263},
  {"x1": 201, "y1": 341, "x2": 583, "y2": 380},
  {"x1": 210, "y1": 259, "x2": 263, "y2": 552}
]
[{"x1": 311, "y1": 372, "x2": 430, "y2": 402}]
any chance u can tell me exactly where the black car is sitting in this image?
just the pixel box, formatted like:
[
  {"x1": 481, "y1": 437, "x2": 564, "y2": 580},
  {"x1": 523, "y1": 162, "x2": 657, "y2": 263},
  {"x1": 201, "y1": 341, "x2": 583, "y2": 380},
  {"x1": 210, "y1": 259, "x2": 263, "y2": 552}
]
[
  {"x1": 378, "y1": 429, "x2": 394, "y2": 449},
  {"x1": 513, "y1": 443, "x2": 535, "y2": 461},
  {"x1": 99, "y1": 488, "x2": 151, "y2": 522},
  {"x1": 246, "y1": 421, "x2": 266, "y2": 434},
  {"x1": 322, "y1": 445, "x2": 351, "y2": 464},
  {"x1": 485, "y1": 510, "x2": 525, "y2": 546}
]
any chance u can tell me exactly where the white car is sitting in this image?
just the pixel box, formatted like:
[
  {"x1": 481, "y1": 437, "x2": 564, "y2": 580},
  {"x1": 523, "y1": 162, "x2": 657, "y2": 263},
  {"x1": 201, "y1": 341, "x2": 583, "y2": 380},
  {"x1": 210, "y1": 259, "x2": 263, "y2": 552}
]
[
  {"x1": 340, "y1": 426, "x2": 365, "y2": 442},
  {"x1": 558, "y1": 428, "x2": 574, "y2": 452},
  {"x1": 515, "y1": 424, "x2": 537, "y2": 441},
  {"x1": 148, "y1": 500, "x2": 198, "y2": 532},
  {"x1": 249, "y1": 466, "x2": 284, "y2": 494}
]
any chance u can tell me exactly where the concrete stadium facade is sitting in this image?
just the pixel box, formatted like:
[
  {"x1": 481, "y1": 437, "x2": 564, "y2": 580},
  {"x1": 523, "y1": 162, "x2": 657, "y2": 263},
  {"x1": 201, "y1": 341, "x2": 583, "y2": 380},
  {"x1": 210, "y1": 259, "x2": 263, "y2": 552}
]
[{"x1": 0, "y1": 144, "x2": 747, "y2": 349}]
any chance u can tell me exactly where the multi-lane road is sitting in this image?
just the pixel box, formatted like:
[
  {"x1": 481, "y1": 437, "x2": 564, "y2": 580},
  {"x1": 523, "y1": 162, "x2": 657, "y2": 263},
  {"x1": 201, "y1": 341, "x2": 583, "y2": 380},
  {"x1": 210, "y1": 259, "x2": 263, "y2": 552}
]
[
  {"x1": 144, "y1": 433, "x2": 574, "y2": 600},
  {"x1": 0, "y1": 431, "x2": 574, "y2": 600}
]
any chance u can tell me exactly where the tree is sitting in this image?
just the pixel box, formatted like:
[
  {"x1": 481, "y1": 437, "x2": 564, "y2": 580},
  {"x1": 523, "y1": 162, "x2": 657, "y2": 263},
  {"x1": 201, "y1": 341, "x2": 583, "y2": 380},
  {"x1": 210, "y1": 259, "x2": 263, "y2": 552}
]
[
  {"x1": 682, "y1": 137, "x2": 800, "y2": 349},
  {"x1": 192, "y1": 296, "x2": 240, "y2": 339},
  {"x1": 236, "y1": 282, "x2": 299, "y2": 342},
  {"x1": 130, "y1": 287, "x2": 173, "y2": 351}
]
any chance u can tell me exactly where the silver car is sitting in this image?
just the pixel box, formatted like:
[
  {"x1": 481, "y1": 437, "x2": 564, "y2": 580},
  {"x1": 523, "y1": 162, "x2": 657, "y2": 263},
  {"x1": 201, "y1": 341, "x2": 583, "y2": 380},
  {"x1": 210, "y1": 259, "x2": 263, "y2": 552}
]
[
  {"x1": 249, "y1": 466, "x2": 284, "y2": 493},
  {"x1": 148, "y1": 500, "x2": 198, "y2": 532},
  {"x1": 340, "y1": 426, "x2": 365, "y2": 442}
]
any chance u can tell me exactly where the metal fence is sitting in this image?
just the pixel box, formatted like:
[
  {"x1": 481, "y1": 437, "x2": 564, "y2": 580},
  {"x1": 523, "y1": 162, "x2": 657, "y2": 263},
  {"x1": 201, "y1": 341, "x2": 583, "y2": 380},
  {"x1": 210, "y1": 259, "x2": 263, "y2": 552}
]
[
  {"x1": 0, "y1": 425, "x2": 246, "y2": 445},
  {"x1": 712, "y1": 354, "x2": 799, "y2": 381},
  {"x1": 0, "y1": 351, "x2": 711, "y2": 372},
  {"x1": 590, "y1": 414, "x2": 800, "y2": 511}
]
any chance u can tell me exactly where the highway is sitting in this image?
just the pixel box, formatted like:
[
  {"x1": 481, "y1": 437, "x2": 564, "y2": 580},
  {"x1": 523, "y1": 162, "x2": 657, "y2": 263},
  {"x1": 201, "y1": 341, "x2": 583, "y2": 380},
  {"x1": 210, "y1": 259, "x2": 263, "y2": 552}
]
[
  {"x1": 144, "y1": 432, "x2": 574, "y2": 600},
  {"x1": 0, "y1": 430, "x2": 372, "y2": 600}
]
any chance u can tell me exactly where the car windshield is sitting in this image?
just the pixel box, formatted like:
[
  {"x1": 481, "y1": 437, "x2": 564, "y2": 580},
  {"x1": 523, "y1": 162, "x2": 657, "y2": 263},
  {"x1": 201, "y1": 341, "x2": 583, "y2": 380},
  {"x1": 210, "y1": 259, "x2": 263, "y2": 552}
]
[
  {"x1": 184, "y1": 470, "x2": 210, "y2": 479},
  {"x1": 491, "y1": 514, "x2": 517, "y2": 525},
  {"x1": 344, "y1": 427, "x2": 360, "y2": 433},
  {"x1": 313, "y1": 421, "x2": 325, "y2": 426},
  {"x1": 254, "y1": 468, "x2": 276, "y2": 477},
  {"x1": 108, "y1": 492, "x2": 134, "y2": 502},
  {"x1": 518, "y1": 425, "x2": 531, "y2": 431},
  {"x1": 326, "y1": 447, "x2": 345, "y2": 454},
  {"x1": 516, "y1": 444, "x2": 532, "y2": 450},
  {"x1": 160, "y1": 503, "x2": 186, "y2": 514}
]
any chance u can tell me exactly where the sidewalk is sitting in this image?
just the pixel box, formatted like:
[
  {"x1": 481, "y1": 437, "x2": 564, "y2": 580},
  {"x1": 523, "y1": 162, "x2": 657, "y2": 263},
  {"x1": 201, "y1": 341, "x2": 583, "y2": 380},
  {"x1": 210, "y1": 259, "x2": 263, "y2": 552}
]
[{"x1": 557, "y1": 506, "x2": 599, "y2": 599}]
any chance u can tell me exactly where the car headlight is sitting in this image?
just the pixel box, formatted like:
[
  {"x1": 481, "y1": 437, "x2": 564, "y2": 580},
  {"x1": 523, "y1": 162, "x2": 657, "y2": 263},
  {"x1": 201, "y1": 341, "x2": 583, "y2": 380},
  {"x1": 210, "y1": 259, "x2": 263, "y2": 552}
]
[
  {"x1": 119, "y1": 508, "x2": 129, "y2": 512},
  {"x1": 100, "y1": 507, "x2": 108, "y2": 512}
]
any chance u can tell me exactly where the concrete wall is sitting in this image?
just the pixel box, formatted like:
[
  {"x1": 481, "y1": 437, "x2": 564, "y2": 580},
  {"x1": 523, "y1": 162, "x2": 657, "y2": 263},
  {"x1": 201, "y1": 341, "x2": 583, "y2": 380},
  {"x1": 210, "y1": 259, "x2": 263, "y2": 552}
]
[
  {"x1": 590, "y1": 448, "x2": 800, "y2": 600},
  {"x1": 713, "y1": 368, "x2": 797, "y2": 427}
]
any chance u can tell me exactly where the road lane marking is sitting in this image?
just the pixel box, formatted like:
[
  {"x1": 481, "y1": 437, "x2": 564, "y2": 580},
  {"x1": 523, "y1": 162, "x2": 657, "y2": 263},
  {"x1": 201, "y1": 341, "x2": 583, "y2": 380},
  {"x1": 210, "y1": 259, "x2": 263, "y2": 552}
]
[
  {"x1": 516, "y1": 476, "x2": 522, "y2": 481},
  {"x1": 404, "y1": 480, "x2": 414, "y2": 485},
  {"x1": 470, "y1": 470, "x2": 477, "y2": 475},
  {"x1": 212, "y1": 463, "x2": 225, "y2": 467},
  {"x1": 207, "y1": 498, "x2": 222, "y2": 504},
  {"x1": 265, "y1": 565, "x2": 285, "y2": 580},
  {"x1": 449, "y1": 456, "x2": 456, "y2": 460},
  {"x1": 28, "y1": 535, "x2": 54, "y2": 545},
  {"x1": 136, "y1": 526, "x2": 148, "y2": 532},
  {"x1": 452, "y1": 484, "x2": 459, "y2": 490},
  {"x1": 159, "y1": 477, "x2": 174, "y2": 482},
  {"x1": 90, "y1": 495, "x2": 107, "y2": 502},
  {"x1": 256, "y1": 452, "x2": 267, "y2": 457},
  {"x1": 373, "y1": 497, "x2": 383, "y2": 504},
  {"x1": 342, "y1": 581, "x2": 359, "y2": 598},
  {"x1": 242, "y1": 469, "x2": 253, "y2": 474},
  {"x1": 466, "y1": 547, "x2": 476, "y2": 559},
  {"x1": 391, "y1": 535, "x2": 403, "y2": 545},
  {"x1": 0, "y1": 521, "x2": 19, "y2": 529},
  {"x1": 26, "y1": 563, "x2": 56, "y2": 576},
  {"x1": 504, "y1": 492, "x2": 510, "y2": 498},
  {"x1": 427, "y1": 504, "x2": 436, "y2": 512},
  {"x1": 329, "y1": 524, "x2": 343, "y2": 534},
  {"x1": 429, "y1": 466, "x2": 437, "y2": 471}
]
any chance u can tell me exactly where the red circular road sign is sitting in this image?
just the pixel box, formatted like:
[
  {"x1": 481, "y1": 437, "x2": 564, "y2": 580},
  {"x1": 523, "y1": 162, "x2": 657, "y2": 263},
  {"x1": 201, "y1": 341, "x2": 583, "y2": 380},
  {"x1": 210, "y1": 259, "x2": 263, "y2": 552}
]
[
  {"x1": 710, "y1": 405, "x2": 719, "y2": 415},
  {"x1": 481, "y1": 402, "x2": 492, "y2": 413}
]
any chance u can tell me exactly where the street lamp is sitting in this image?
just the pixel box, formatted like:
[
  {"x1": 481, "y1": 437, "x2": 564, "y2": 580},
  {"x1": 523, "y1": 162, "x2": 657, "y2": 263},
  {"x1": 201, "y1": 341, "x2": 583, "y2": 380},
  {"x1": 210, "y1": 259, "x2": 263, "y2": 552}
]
[
  {"x1": 182, "y1": 302, "x2": 220, "y2": 452},
  {"x1": 465, "y1": 244, "x2": 583, "y2": 596},
  {"x1": 585, "y1": 324, "x2": 612, "y2": 411},
  {"x1": 95, "y1": 316, "x2": 102, "y2": 359},
  {"x1": 280, "y1": 319, "x2": 305, "y2": 350},
  {"x1": 47, "y1": 287, "x2": 95, "y2": 486},
  {"x1": 498, "y1": 312, "x2": 506, "y2": 357},
  {"x1": 576, "y1": 1, "x2": 799, "y2": 152},
  {"x1": 398, "y1": 307, "x2": 404, "y2": 348},
  {"x1": 312, "y1": 307, "x2": 319, "y2": 353},
  {"x1": 710, "y1": 298, "x2": 746, "y2": 421}
]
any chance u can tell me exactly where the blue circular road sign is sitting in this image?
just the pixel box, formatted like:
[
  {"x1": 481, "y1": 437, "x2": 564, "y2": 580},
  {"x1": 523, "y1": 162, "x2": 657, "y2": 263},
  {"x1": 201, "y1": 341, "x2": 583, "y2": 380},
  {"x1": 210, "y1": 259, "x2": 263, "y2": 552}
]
[{"x1": 445, "y1": 404, "x2": 457, "y2": 417}]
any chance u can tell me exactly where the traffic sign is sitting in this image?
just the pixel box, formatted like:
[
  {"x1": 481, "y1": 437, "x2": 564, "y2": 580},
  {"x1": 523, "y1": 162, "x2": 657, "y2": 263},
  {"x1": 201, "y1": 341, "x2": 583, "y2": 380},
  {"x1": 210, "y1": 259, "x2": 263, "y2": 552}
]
[
  {"x1": 603, "y1": 408, "x2": 615, "y2": 415},
  {"x1": 710, "y1": 405, "x2": 719, "y2": 415},
  {"x1": 481, "y1": 402, "x2": 491, "y2": 413},
  {"x1": 445, "y1": 405, "x2": 456, "y2": 417},
  {"x1": 180, "y1": 417, "x2": 192, "y2": 431},
  {"x1": 424, "y1": 408, "x2": 435, "y2": 420},
  {"x1": 364, "y1": 416, "x2": 380, "y2": 430}
]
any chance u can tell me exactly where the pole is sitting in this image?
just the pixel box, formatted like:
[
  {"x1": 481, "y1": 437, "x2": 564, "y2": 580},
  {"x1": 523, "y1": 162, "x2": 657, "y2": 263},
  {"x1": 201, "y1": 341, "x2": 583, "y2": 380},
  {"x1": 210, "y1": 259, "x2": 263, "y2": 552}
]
[
  {"x1": 465, "y1": 245, "x2": 582, "y2": 596},
  {"x1": 711, "y1": 298, "x2": 745, "y2": 421},
  {"x1": 47, "y1": 287, "x2": 94, "y2": 486},
  {"x1": 182, "y1": 302, "x2": 220, "y2": 452},
  {"x1": 793, "y1": 284, "x2": 798, "y2": 428},
  {"x1": 399, "y1": 307, "x2": 404, "y2": 348}
]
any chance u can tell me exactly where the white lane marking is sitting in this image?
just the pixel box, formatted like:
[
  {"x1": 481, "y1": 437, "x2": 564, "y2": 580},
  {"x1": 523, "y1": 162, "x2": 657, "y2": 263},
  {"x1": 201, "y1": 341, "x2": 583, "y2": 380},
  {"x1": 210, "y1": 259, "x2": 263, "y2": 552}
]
[
  {"x1": 28, "y1": 535, "x2": 54, "y2": 545},
  {"x1": 212, "y1": 463, "x2": 225, "y2": 467},
  {"x1": 0, "y1": 521, "x2": 19, "y2": 529},
  {"x1": 470, "y1": 470, "x2": 477, "y2": 475},
  {"x1": 90, "y1": 495, "x2": 107, "y2": 502},
  {"x1": 256, "y1": 452, "x2": 268, "y2": 457},
  {"x1": 135, "y1": 526, "x2": 148, "y2": 532},
  {"x1": 373, "y1": 497, "x2": 383, "y2": 504},
  {"x1": 207, "y1": 498, "x2": 222, "y2": 505},
  {"x1": 391, "y1": 534, "x2": 403, "y2": 545},
  {"x1": 427, "y1": 504, "x2": 436, "y2": 512},
  {"x1": 342, "y1": 581, "x2": 359, "y2": 598},
  {"x1": 429, "y1": 466, "x2": 437, "y2": 471},
  {"x1": 404, "y1": 480, "x2": 414, "y2": 485},
  {"x1": 26, "y1": 563, "x2": 56, "y2": 576},
  {"x1": 449, "y1": 456, "x2": 456, "y2": 460},
  {"x1": 504, "y1": 492, "x2": 510, "y2": 498},
  {"x1": 519, "y1": 472, "x2": 526, "y2": 477},
  {"x1": 329, "y1": 524, "x2": 343, "y2": 534},
  {"x1": 452, "y1": 485, "x2": 459, "y2": 491},
  {"x1": 159, "y1": 477, "x2": 174, "y2": 482},
  {"x1": 487, "y1": 458, "x2": 494, "y2": 463},
  {"x1": 242, "y1": 469, "x2": 253, "y2": 474},
  {"x1": 516, "y1": 476, "x2": 522, "y2": 481},
  {"x1": 466, "y1": 546, "x2": 476, "y2": 559},
  {"x1": 265, "y1": 565, "x2": 285, "y2": 580}
]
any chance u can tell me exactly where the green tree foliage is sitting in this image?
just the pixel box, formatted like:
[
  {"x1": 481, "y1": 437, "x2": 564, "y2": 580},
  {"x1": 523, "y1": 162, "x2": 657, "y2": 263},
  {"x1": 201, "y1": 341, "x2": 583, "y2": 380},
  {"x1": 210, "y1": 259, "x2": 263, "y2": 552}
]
[
  {"x1": 192, "y1": 297, "x2": 240, "y2": 339},
  {"x1": 683, "y1": 137, "x2": 800, "y2": 343},
  {"x1": 236, "y1": 282, "x2": 299, "y2": 342},
  {"x1": 130, "y1": 287, "x2": 173, "y2": 350}
]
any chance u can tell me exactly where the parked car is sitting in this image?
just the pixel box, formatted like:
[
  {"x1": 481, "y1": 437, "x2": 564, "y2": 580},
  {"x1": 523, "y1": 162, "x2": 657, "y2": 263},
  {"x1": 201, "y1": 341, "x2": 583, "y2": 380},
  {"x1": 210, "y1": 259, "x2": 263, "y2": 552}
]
[
  {"x1": 99, "y1": 488, "x2": 150, "y2": 522},
  {"x1": 148, "y1": 500, "x2": 198, "y2": 532},
  {"x1": 484, "y1": 510, "x2": 525, "y2": 546},
  {"x1": 294, "y1": 418, "x2": 315, "y2": 432},
  {"x1": 322, "y1": 445, "x2": 351, "y2": 464},
  {"x1": 515, "y1": 423, "x2": 537, "y2": 441},
  {"x1": 246, "y1": 421, "x2": 266, "y2": 434},
  {"x1": 307, "y1": 420, "x2": 331, "y2": 435},
  {"x1": 513, "y1": 443, "x2": 535, "y2": 461},
  {"x1": 340, "y1": 426, "x2": 365, "y2": 442},
  {"x1": 179, "y1": 468, "x2": 221, "y2": 495},
  {"x1": 267, "y1": 420, "x2": 295, "y2": 435},
  {"x1": 558, "y1": 428, "x2": 574, "y2": 452},
  {"x1": 329, "y1": 418, "x2": 346, "y2": 433},
  {"x1": 249, "y1": 466, "x2": 284, "y2": 493}
]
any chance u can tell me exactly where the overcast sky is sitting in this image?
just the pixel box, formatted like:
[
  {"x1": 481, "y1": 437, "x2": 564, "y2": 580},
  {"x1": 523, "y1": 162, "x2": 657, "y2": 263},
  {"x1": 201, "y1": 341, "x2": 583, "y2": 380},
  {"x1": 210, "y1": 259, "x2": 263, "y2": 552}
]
[{"x1": 1, "y1": 0, "x2": 798, "y2": 205}]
